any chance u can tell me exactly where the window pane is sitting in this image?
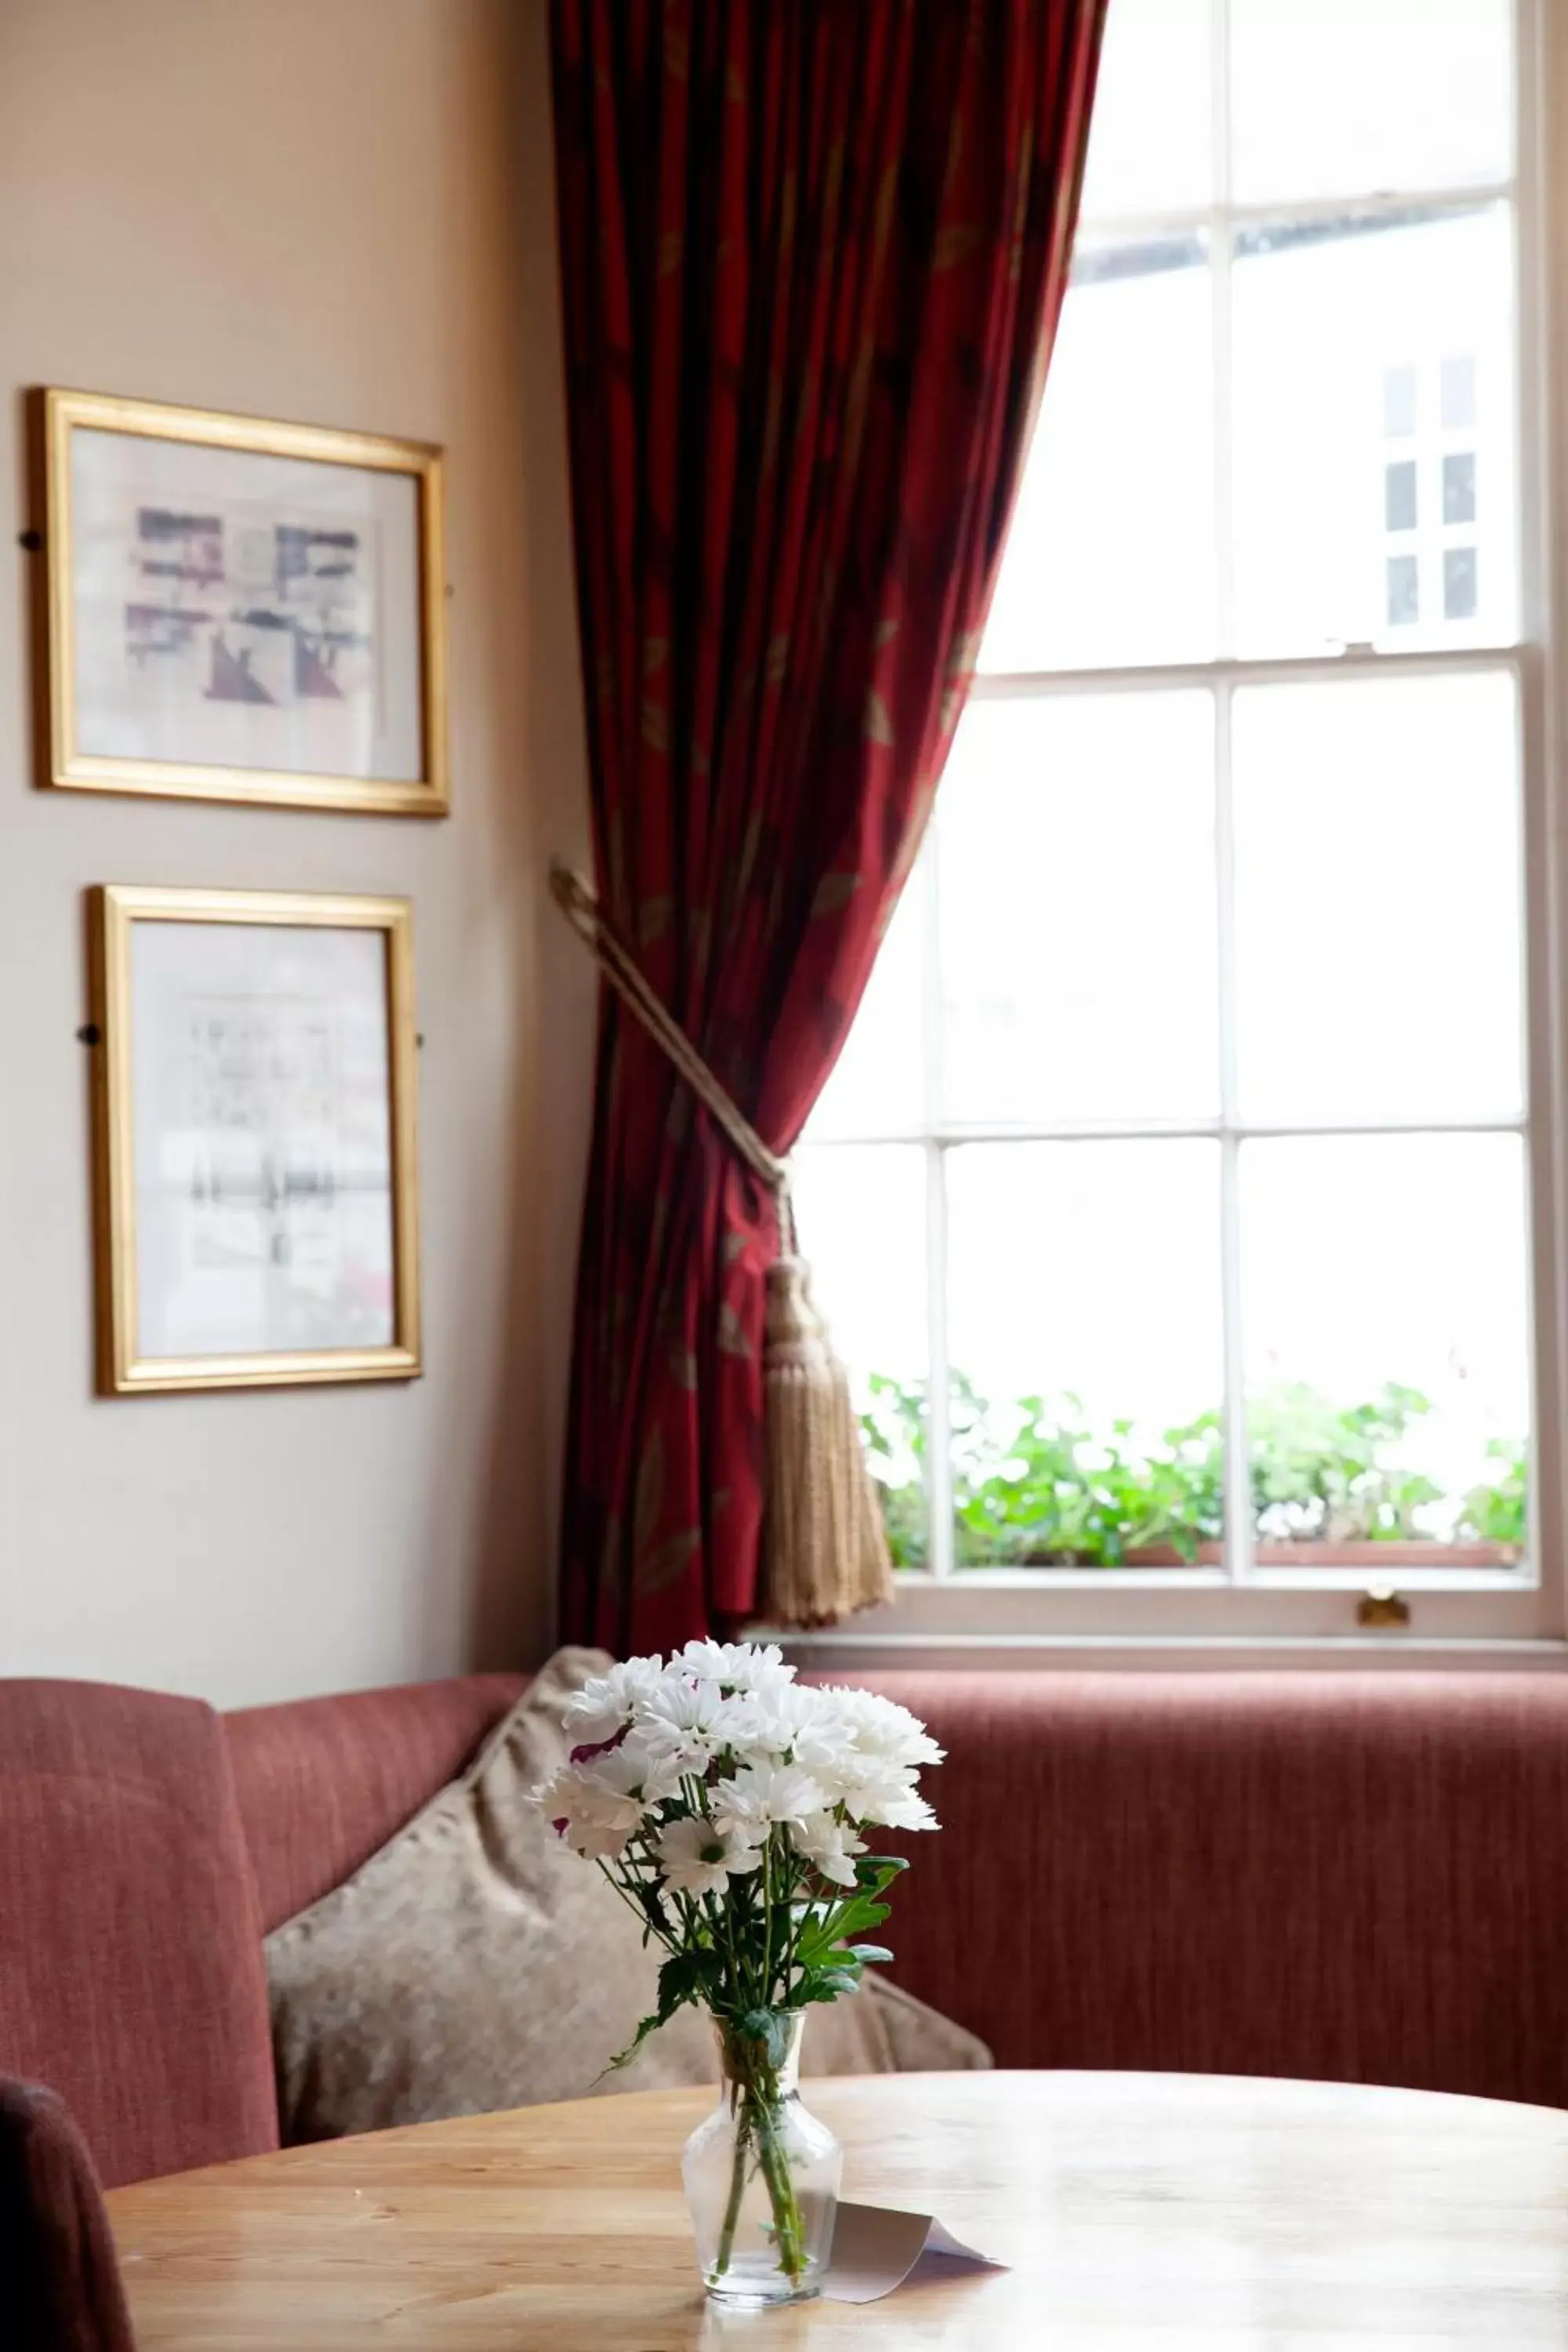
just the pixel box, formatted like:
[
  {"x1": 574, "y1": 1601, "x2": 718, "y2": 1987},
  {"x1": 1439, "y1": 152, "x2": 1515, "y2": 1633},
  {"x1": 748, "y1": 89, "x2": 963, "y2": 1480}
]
[
  {"x1": 1241, "y1": 1134, "x2": 1529, "y2": 1563},
  {"x1": 1385, "y1": 553, "x2": 1420, "y2": 626},
  {"x1": 938, "y1": 695, "x2": 1218, "y2": 1124},
  {"x1": 981, "y1": 238, "x2": 1214, "y2": 673},
  {"x1": 946, "y1": 1142, "x2": 1224, "y2": 1566},
  {"x1": 804, "y1": 866, "x2": 924, "y2": 1141},
  {"x1": 1384, "y1": 460, "x2": 1417, "y2": 532},
  {"x1": 1383, "y1": 365, "x2": 1417, "y2": 438},
  {"x1": 1229, "y1": 0, "x2": 1512, "y2": 207},
  {"x1": 1444, "y1": 546, "x2": 1479, "y2": 619},
  {"x1": 1231, "y1": 204, "x2": 1516, "y2": 656},
  {"x1": 789, "y1": 1144, "x2": 928, "y2": 1568},
  {"x1": 1444, "y1": 451, "x2": 1477, "y2": 524},
  {"x1": 1232, "y1": 671, "x2": 1522, "y2": 1124},
  {"x1": 1442, "y1": 354, "x2": 1479, "y2": 430},
  {"x1": 1078, "y1": 0, "x2": 1211, "y2": 225}
]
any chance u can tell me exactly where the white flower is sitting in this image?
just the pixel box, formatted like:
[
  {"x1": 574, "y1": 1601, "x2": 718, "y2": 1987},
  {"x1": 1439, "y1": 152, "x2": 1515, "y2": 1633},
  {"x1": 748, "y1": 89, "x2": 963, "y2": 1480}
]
[
  {"x1": 575, "y1": 1734, "x2": 684, "y2": 1813},
  {"x1": 655, "y1": 1814, "x2": 762, "y2": 1896},
  {"x1": 672, "y1": 1639, "x2": 796, "y2": 1697},
  {"x1": 559, "y1": 1810, "x2": 638, "y2": 1861},
  {"x1": 793, "y1": 1809, "x2": 866, "y2": 1889},
  {"x1": 533, "y1": 1764, "x2": 640, "y2": 1860},
  {"x1": 713, "y1": 1760, "x2": 826, "y2": 1842},
  {"x1": 734, "y1": 1683, "x2": 858, "y2": 1775},
  {"x1": 542, "y1": 1650, "x2": 938, "y2": 2031},
  {"x1": 532, "y1": 1734, "x2": 681, "y2": 1861},
  {"x1": 637, "y1": 1671, "x2": 734, "y2": 1773},
  {"x1": 533, "y1": 1762, "x2": 578, "y2": 1824},
  {"x1": 561, "y1": 1655, "x2": 666, "y2": 1746},
  {"x1": 823, "y1": 1686, "x2": 945, "y2": 1769},
  {"x1": 837, "y1": 1760, "x2": 938, "y2": 1832},
  {"x1": 865, "y1": 1786, "x2": 938, "y2": 1831}
]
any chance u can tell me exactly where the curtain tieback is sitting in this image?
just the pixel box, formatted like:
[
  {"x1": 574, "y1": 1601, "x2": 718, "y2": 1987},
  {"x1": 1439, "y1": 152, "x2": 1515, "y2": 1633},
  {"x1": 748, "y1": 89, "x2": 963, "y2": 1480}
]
[{"x1": 550, "y1": 859, "x2": 893, "y2": 1629}]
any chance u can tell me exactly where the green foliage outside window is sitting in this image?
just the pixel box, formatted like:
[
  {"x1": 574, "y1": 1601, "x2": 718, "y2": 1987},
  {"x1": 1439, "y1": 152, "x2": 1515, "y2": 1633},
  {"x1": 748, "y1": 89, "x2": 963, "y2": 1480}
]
[{"x1": 859, "y1": 1372, "x2": 1527, "y2": 1569}]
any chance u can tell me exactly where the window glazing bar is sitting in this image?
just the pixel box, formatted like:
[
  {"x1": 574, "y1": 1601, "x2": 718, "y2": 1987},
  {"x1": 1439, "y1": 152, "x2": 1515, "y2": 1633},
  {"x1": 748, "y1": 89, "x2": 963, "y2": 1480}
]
[
  {"x1": 972, "y1": 645, "x2": 1526, "y2": 701},
  {"x1": 1075, "y1": 180, "x2": 1519, "y2": 251}
]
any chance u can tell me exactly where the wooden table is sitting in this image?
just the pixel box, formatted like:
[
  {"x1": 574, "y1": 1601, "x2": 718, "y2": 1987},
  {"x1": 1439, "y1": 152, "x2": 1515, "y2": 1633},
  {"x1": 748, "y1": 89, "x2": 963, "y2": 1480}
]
[{"x1": 107, "y1": 2070, "x2": 1568, "y2": 2347}]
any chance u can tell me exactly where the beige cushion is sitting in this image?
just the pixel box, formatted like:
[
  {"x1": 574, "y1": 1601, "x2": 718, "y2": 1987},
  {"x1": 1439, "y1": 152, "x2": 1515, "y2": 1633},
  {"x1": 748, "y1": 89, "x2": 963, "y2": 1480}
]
[{"x1": 267, "y1": 1646, "x2": 991, "y2": 2140}]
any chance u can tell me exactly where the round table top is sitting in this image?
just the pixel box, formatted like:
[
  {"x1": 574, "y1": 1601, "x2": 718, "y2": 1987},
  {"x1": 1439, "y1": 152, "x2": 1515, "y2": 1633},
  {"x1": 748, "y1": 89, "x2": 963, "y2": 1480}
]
[{"x1": 107, "y1": 2069, "x2": 1568, "y2": 2348}]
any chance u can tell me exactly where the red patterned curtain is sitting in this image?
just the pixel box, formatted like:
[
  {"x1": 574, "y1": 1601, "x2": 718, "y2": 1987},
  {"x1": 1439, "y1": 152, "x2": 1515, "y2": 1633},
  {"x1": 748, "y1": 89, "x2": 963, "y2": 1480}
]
[{"x1": 550, "y1": 0, "x2": 1106, "y2": 1653}]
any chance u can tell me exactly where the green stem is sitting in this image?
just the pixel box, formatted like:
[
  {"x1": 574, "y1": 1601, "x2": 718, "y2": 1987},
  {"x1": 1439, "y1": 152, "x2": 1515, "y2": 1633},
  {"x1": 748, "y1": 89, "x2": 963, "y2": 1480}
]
[
  {"x1": 594, "y1": 1857, "x2": 679, "y2": 1955},
  {"x1": 712, "y1": 2103, "x2": 750, "y2": 2281},
  {"x1": 708, "y1": 2082, "x2": 806, "y2": 2286},
  {"x1": 705, "y1": 1888, "x2": 743, "y2": 2013},
  {"x1": 754, "y1": 2092, "x2": 806, "y2": 2281},
  {"x1": 760, "y1": 1836, "x2": 775, "y2": 2004},
  {"x1": 707, "y1": 2035, "x2": 808, "y2": 2289}
]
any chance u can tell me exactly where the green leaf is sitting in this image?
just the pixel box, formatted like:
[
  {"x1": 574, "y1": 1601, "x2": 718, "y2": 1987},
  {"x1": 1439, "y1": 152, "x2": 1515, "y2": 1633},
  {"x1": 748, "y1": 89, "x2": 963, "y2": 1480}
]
[
  {"x1": 732, "y1": 2007, "x2": 791, "y2": 2066},
  {"x1": 604, "y1": 2009, "x2": 664, "y2": 2074},
  {"x1": 793, "y1": 1897, "x2": 890, "y2": 1970},
  {"x1": 862, "y1": 1370, "x2": 1522, "y2": 1565},
  {"x1": 809, "y1": 1969, "x2": 862, "y2": 2002},
  {"x1": 652, "y1": 1947, "x2": 710, "y2": 2027},
  {"x1": 637, "y1": 1882, "x2": 666, "y2": 1936}
]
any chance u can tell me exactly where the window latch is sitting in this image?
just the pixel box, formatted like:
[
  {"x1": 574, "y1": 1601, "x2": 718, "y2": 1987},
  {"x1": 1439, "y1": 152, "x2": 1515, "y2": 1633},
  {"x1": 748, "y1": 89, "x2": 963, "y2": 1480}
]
[{"x1": 1356, "y1": 1587, "x2": 1411, "y2": 1630}]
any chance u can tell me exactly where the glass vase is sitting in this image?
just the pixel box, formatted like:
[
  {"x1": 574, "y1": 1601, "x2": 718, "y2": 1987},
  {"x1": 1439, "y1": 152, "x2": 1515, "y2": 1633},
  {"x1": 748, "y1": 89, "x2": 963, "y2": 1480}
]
[{"x1": 681, "y1": 2012, "x2": 842, "y2": 2306}]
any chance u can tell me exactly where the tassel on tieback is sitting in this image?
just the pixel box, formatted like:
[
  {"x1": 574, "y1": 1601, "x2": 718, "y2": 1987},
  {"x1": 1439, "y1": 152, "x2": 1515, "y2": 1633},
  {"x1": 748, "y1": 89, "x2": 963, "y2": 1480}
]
[
  {"x1": 760, "y1": 1252, "x2": 894, "y2": 1629},
  {"x1": 549, "y1": 859, "x2": 895, "y2": 1630}
]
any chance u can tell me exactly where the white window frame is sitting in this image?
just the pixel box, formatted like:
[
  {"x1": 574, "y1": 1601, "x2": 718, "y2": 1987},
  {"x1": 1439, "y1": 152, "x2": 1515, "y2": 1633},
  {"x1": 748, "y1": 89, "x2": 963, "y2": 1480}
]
[{"x1": 782, "y1": 0, "x2": 1568, "y2": 1667}]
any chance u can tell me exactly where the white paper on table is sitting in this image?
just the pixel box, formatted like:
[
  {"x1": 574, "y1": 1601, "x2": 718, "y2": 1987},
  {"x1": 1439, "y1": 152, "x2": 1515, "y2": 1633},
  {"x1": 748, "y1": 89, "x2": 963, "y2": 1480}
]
[{"x1": 822, "y1": 2201, "x2": 1010, "y2": 2303}]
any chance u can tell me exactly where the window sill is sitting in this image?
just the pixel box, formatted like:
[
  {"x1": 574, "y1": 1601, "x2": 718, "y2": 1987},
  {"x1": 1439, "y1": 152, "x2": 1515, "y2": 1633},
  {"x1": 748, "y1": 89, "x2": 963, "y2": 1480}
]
[
  {"x1": 777, "y1": 1626, "x2": 1568, "y2": 1672},
  {"x1": 871, "y1": 1561, "x2": 1531, "y2": 1593},
  {"x1": 759, "y1": 1563, "x2": 1562, "y2": 1664}
]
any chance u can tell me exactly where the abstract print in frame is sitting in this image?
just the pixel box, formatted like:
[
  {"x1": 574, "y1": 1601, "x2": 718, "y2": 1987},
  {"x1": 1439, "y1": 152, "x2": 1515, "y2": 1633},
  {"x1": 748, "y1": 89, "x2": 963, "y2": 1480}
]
[
  {"x1": 35, "y1": 390, "x2": 448, "y2": 814},
  {"x1": 89, "y1": 886, "x2": 422, "y2": 1394}
]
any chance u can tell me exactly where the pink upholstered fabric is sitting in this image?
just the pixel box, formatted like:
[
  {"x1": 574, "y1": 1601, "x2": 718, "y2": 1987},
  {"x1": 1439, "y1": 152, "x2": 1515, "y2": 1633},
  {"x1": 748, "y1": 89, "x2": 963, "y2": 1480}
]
[
  {"x1": 0, "y1": 1680, "x2": 277, "y2": 2189},
  {"x1": 824, "y1": 1671, "x2": 1568, "y2": 2110},
  {"x1": 226, "y1": 1672, "x2": 527, "y2": 1931},
  {"x1": 14, "y1": 1661, "x2": 1568, "y2": 2192}
]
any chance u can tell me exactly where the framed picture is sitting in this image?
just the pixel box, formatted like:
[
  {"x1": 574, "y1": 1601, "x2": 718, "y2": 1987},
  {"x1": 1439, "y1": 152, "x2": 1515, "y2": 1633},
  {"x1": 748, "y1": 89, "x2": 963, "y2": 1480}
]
[
  {"x1": 35, "y1": 389, "x2": 448, "y2": 815},
  {"x1": 89, "y1": 885, "x2": 422, "y2": 1394}
]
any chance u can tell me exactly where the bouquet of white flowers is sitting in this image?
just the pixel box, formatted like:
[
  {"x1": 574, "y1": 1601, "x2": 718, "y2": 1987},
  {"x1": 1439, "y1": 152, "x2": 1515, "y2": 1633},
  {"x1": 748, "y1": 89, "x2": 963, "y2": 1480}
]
[{"x1": 534, "y1": 1639, "x2": 941, "y2": 2303}]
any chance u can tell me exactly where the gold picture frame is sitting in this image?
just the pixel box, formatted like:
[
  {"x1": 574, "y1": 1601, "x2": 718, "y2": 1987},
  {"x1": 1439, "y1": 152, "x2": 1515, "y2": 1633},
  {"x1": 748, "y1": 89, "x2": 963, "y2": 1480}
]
[
  {"x1": 89, "y1": 885, "x2": 423, "y2": 1395},
  {"x1": 35, "y1": 389, "x2": 448, "y2": 815}
]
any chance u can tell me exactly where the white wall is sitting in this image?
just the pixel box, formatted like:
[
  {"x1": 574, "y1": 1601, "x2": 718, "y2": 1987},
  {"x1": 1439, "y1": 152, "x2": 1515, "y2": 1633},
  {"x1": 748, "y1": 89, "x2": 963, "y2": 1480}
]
[{"x1": 0, "y1": 0, "x2": 596, "y2": 1706}]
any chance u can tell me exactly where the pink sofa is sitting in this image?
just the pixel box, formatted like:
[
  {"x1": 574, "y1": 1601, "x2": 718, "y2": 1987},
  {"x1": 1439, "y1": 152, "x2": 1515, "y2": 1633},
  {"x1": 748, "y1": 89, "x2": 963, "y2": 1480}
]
[{"x1": 3, "y1": 1668, "x2": 1567, "y2": 2188}]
